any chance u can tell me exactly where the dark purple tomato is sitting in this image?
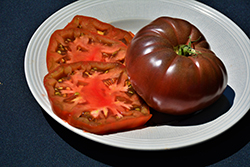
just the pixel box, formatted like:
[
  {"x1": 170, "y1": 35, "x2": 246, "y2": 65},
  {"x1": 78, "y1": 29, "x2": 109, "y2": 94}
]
[{"x1": 125, "y1": 17, "x2": 227, "y2": 115}]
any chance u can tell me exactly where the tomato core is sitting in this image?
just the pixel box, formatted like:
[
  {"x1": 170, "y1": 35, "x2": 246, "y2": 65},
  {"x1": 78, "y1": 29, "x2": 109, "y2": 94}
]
[{"x1": 84, "y1": 77, "x2": 112, "y2": 108}]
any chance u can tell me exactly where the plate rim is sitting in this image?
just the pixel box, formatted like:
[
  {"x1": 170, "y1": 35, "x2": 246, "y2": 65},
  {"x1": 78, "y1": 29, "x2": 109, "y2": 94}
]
[{"x1": 24, "y1": 0, "x2": 250, "y2": 150}]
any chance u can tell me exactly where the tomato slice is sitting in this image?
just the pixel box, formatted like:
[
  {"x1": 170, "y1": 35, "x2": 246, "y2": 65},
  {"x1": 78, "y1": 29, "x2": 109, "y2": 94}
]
[
  {"x1": 64, "y1": 15, "x2": 134, "y2": 46},
  {"x1": 46, "y1": 28, "x2": 128, "y2": 72},
  {"x1": 43, "y1": 61, "x2": 151, "y2": 134}
]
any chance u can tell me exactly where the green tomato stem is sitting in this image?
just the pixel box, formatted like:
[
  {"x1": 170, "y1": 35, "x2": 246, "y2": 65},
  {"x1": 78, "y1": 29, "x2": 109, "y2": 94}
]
[{"x1": 175, "y1": 36, "x2": 201, "y2": 56}]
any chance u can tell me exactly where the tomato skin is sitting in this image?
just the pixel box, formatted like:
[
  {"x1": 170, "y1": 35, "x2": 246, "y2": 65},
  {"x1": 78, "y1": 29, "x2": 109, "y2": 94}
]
[
  {"x1": 125, "y1": 17, "x2": 228, "y2": 115},
  {"x1": 64, "y1": 15, "x2": 134, "y2": 46},
  {"x1": 69, "y1": 104, "x2": 151, "y2": 134},
  {"x1": 44, "y1": 61, "x2": 151, "y2": 134}
]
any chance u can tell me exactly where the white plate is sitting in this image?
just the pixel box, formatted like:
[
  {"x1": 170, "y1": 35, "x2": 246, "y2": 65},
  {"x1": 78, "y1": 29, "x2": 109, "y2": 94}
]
[{"x1": 25, "y1": 0, "x2": 250, "y2": 150}]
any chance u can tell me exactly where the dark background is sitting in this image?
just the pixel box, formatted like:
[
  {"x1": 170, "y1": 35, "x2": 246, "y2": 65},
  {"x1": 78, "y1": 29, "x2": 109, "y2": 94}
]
[{"x1": 0, "y1": 0, "x2": 249, "y2": 166}]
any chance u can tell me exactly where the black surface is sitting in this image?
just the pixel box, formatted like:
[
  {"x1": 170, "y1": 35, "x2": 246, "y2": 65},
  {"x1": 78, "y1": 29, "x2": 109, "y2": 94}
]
[{"x1": 1, "y1": 0, "x2": 249, "y2": 166}]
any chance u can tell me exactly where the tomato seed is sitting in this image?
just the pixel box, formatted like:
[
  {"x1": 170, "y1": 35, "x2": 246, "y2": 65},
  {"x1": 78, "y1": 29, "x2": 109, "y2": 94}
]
[
  {"x1": 59, "y1": 44, "x2": 65, "y2": 50},
  {"x1": 102, "y1": 52, "x2": 109, "y2": 57},
  {"x1": 128, "y1": 90, "x2": 134, "y2": 94},
  {"x1": 91, "y1": 67, "x2": 97, "y2": 71},
  {"x1": 103, "y1": 80, "x2": 111, "y2": 86},
  {"x1": 135, "y1": 107, "x2": 140, "y2": 111},
  {"x1": 84, "y1": 71, "x2": 91, "y2": 77},
  {"x1": 97, "y1": 30, "x2": 104, "y2": 35},
  {"x1": 60, "y1": 58, "x2": 65, "y2": 63},
  {"x1": 125, "y1": 80, "x2": 131, "y2": 86},
  {"x1": 64, "y1": 38, "x2": 72, "y2": 44},
  {"x1": 77, "y1": 24, "x2": 82, "y2": 28},
  {"x1": 112, "y1": 50, "x2": 118, "y2": 56},
  {"x1": 55, "y1": 92, "x2": 61, "y2": 96}
]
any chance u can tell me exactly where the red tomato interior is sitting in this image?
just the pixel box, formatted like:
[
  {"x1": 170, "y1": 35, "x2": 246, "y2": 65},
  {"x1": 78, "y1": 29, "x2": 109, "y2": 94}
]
[
  {"x1": 44, "y1": 62, "x2": 151, "y2": 134},
  {"x1": 46, "y1": 28, "x2": 128, "y2": 72}
]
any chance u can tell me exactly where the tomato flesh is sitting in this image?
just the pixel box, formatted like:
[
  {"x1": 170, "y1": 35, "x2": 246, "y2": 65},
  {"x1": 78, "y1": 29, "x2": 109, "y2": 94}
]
[
  {"x1": 64, "y1": 15, "x2": 134, "y2": 46},
  {"x1": 44, "y1": 61, "x2": 151, "y2": 134},
  {"x1": 47, "y1": 28, "x2": 128, "y2": 72}
]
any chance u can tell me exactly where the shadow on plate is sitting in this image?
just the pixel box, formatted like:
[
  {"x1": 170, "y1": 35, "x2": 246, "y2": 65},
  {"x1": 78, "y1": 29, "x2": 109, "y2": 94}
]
[
  {"x1": 42, "y1": 85, "x2": 250, "y2": 166},
  {"x1": 146, "y1": 85, "x2": 235, "y2": 126}
]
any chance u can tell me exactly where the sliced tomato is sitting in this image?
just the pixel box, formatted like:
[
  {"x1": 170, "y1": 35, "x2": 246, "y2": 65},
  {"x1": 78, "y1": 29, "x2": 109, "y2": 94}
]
[
  {"x1": 43, "y1": 61, "x2": 151, "y2": 134},
  {"x1": 64, "y1": 15, "x2": 134, "y2": 46},
  {"x1": 46, "y1": 28, "x2": 128, "y2": 72}
]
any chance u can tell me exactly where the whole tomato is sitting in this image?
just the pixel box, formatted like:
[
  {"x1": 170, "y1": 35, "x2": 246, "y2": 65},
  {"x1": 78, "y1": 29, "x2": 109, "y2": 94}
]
[{"x1": 125, "y1": 17, "x2": 228, "y2": 115}]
